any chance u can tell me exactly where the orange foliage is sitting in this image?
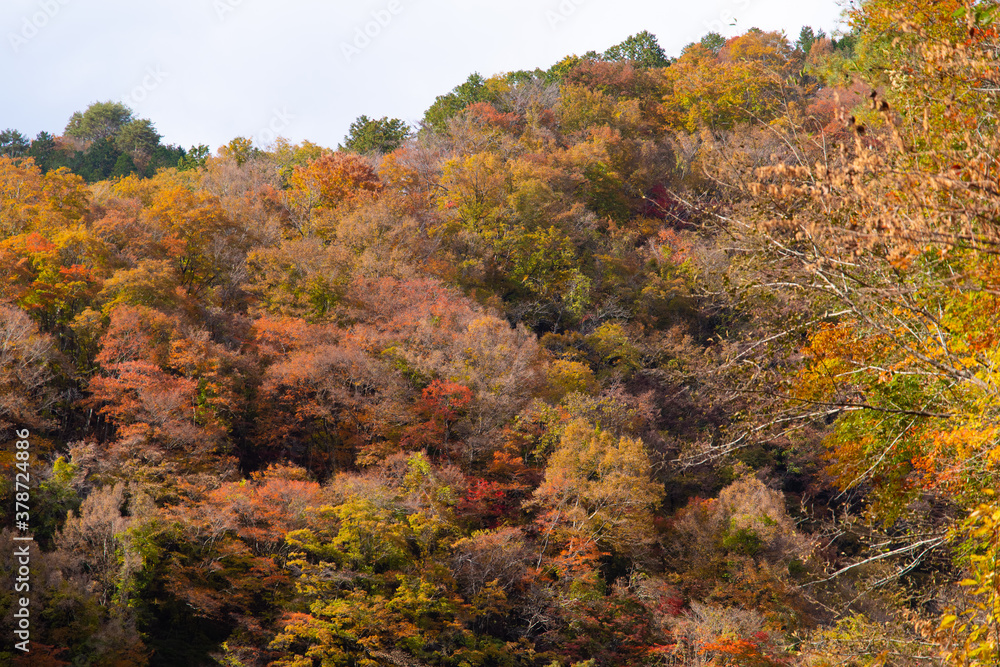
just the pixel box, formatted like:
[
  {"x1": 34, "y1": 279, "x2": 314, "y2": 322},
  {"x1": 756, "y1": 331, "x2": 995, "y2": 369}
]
[{"x1": 287, "y1": 152, "x2": 383, "y2": 215}]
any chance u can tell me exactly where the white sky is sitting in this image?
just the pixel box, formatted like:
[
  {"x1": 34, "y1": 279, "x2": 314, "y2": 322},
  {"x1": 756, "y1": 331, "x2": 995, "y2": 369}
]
[{"x1": 1, "y1": 0, "x2": 847, "y2": 152}]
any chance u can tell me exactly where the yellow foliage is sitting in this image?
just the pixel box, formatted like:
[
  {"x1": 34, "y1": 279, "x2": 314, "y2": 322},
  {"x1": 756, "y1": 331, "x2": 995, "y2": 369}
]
[
  {"x1": 533, "y1": 418, "x2": 663, "y2": 552},
  {"x1": 544, "y1": 359, "x2": 599, "y2": 402}
]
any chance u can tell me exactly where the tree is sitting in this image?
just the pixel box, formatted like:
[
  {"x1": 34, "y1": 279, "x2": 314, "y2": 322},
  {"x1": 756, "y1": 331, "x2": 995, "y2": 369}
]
[
  {"x1": 86, "y1": 305, "x2": 233, "y2": 468},
  {"x1": 700, "y1": 31, "x2": 726, "y2": 55},
  {"x1": 401, "y1": 379, "x2": 473, "y2": 456},
  {"x1": 0, "y1": 129, "x2": 29, "y2": 157},
  {"x1": 27, "y1": 131, "x2": 58, "y2": 171},
  {"x1": 939, "y1": 501, "x2": 1000, "y2": 665},
  {"x1": 0, "y1": 155, "x2": 88, "y2": 237},
  {"x1": 795, "y1": 25, "x2": 825, "y2": 54},
  {"x1": 661, "y1": 31, "x2": 800, "y2": 131},
  {"x1": 340, "y1": 115, "x2": 410, "y2": 154},
  {"x1": 75, "y1": 137, "x2": 122, "y2": 182},
  {"x1": 111, "y1": 153, "x2": 137, "y2": 178},
  {"x1": 422, "y1": 73, "x2": 497, "y2": 130},
  {"x1": 219, "y1": 136, "x2": 260, "y2": 166},
  {"x1": 56, "y1": 483, "x2": 149, "y2": 609},
  {"x1": 286, "y1": 151, "x2": 382, "y2": 218},
  {"x1": 0, "y1": 305, "x2": 59, "y2": 433},
  {"x1": 532, "y1": 419, "x2": 663, "y2": 553},
  {"x1": 64, "y1": 101, "x2": 134, "y2": 141},
  {"x1": 139, "y1": 183, "x2": 249, "y2": 295},
  {"x1": 246, "y1": 237, "x2": 350, "y2": 320},
  {"x1": 602, "y1": 30, "x2": 671, "y2": 68},
  {"x1": 739, "y1": 0, "x2": 1000, "y2": 522},
  {"x1": 177, "y1": 144, "x2": 210, "y2": 171},
  {"x1": 114, "y1": 118, "x2": 161, "y2": 171}
]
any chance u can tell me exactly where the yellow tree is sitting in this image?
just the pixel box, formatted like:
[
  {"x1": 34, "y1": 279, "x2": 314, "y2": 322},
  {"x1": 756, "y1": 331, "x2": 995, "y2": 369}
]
[
  {"x1": 661, "y1": 31, "x2": 801, "y2": 132},
  {"x1": 0, "y1": 156, "x2": 88, "y2": 237},
  {"x1": 532, "y1": 418, "x2": 663, "y2": 555},
  {"x1": 285, "y1": 152, "x2": 383, "y2": 235}
]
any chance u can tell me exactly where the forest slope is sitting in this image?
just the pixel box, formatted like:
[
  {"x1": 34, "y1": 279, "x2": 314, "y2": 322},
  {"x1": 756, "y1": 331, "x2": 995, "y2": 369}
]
[{"x1": 2, "y1": 3, "x2": 1000, "y2": 665}]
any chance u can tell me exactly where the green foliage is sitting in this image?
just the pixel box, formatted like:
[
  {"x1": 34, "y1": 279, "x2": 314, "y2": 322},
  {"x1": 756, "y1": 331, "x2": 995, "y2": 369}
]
[
  {"x1": 75, "y1": 137, "x2": 121, "y2": 182},
  {"x1": 177, "y1": 143, "x2": 210, "y2": 171},
  {"x1": 331, "y1": 497, "x2": 411, "y2": 572},
  {"x1": 602, "y1": 30, "x2": 671, "y2": 68},
  {"x1": 795, "y1": 25, "x2": 826, "y2": 54},
  {"x1": 115, "y1": 118, "x2": 162, "y2": 168},
  {"x1": 65, "y1": 100, "x2": 135, "y2": 140},
  {"x1": 27, "y1": 131, "x2": 58, "y2": 171},
  {"x1": 0, "y1": 128, "x2": 29, "y2": 157},
  {"x1": 422, "y1": 73, "x2": 497, "y2": 131},
  {"x1": 721, "y1": 524, "x2": 765, "y2": 556},
  {"x1": 112, "y1": 152, "x2": 137, "y2": 178},
  {"x1": 220, "y1": 135, "x2": 261, "y2": 165},
  {"x1": 340, "y1": 115, "x2": 410, "y2": 154},
  {"x1": 145, "y1": 142, "x2": 186, "y2": 175},
  {"x1": 699, "y1": 31, "x2": 726, "y2": 55},
  {"x1": 35, "y1": 457, "x2": 82, "y2": 545}
]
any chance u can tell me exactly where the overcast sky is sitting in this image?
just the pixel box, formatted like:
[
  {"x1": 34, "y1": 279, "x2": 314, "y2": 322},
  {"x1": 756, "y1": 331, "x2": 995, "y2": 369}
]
[{"x1": 1, "y1": 0, "x2": 847, "y2": 152}]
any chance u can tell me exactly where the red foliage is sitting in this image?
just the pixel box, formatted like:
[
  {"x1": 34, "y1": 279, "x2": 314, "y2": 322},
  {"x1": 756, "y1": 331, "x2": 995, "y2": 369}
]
[
  {"x1": 288, "y1": 152, "x2": 383, "y2": 212},
  {"x1": 804, "y1": 82, "x2": 867, "y2": 136},
  {"x1": 465, "y1": 102, "x2": 524, "y2": 133},
  {"x1": 255, "y1": 336, "x2": 408, "y2": 474},
  {"x1": 417, "y1": 379, "x2": 472, "y2": 422},
  {"x1": 564, "y1": 59, "x2": 653, "y2": 98},
  {"x1": 401, "y1": 380, "x2": 472, "y2": 455},
  {"x1": 457, "y1": 476, "x2": 514, "y2": 528},
  {"x1": 170, "y1": 464, "x2": 325, "y2": 553},
  {"x1": 13, "y1": 643, "x2": 71, "y2": 666},
  {"x1": 699, "y1": 634, "x2": 789, "y2": 667},
  {"x1": 544, "y1": 579, "x2": 671, "y2": 666},
  {"x1": 640, "y1": 183, "x2": 692, "y2": 225}
]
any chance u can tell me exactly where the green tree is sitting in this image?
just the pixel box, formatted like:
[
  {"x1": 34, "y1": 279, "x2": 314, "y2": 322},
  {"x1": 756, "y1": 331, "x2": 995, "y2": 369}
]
[
  {"x1": 700, "y1": 31, "x2": 727, "y2": 55},
  {"x1": 111, "y1": 152, "x2": 137, "y2": 178},
  {"x1": 219, "y1": 136, "x2": 260, "y2": 166},
  {"x1": 602, "y1": 30, "x2": 671, "y2": 67},
  {"x1": 340, "y1": 115, "x2": 410, "y2": 154},
  {"x1": 75, "y1": 137, "x2": 122, "y2": 182},
  {"x1": 422, "y1": 73, "x2": 495, "y2": 130},
  {"x1": 145, "y1": 143, "x2": 186, "y2": 175},
  {"x1": 64, "y1": 101, "x2": 134, "y2": 141},
  {"x1": 796, "y1": 25, "x2": 826, "y2": 54},
  {"x1": 0, "y1": 129, "x2": 29, "y2": 157},
  {"x1": 27, "y1": 131, "x2": 58, "y2": 171},
  {"x1": 114, "y1": 118, "x2": 161, "y2": 170},
  {"x1": 177, "y1": 144, "x2": 210, "y2": 171}
]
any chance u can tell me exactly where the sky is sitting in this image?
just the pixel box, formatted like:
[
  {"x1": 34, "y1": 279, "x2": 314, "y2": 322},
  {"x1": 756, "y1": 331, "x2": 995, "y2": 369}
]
[{"x1": 1, "y1": 0, "x2": 847, "y2": 152}]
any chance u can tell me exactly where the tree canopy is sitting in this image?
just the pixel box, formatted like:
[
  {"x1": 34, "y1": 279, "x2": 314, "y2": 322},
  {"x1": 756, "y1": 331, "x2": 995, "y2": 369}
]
[{"x1": 3, "y1": 7, "x2": 997, "y2": 666}]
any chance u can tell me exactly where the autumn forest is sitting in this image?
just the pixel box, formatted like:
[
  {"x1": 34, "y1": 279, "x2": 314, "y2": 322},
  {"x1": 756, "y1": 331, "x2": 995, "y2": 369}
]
[{"x1": 3, "y1": 1, "x2": 1000, "y2": 665}]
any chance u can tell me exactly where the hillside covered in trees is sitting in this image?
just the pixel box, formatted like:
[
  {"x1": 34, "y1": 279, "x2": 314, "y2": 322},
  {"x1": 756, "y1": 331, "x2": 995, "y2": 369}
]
[{"x1": 3, "y1": 1, "x2": 1000, "y2": 664}]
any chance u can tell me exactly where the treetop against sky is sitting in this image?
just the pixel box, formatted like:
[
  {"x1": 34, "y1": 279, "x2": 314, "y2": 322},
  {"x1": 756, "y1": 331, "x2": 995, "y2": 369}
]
[{"x1": 1, "y1": 0, "x2": 843, "y2": 149}]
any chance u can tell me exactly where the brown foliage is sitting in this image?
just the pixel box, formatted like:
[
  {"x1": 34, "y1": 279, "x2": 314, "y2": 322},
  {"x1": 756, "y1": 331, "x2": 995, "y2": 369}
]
[{"x1": 0, "y1": 304, "x2": 60, "y2": 432}]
